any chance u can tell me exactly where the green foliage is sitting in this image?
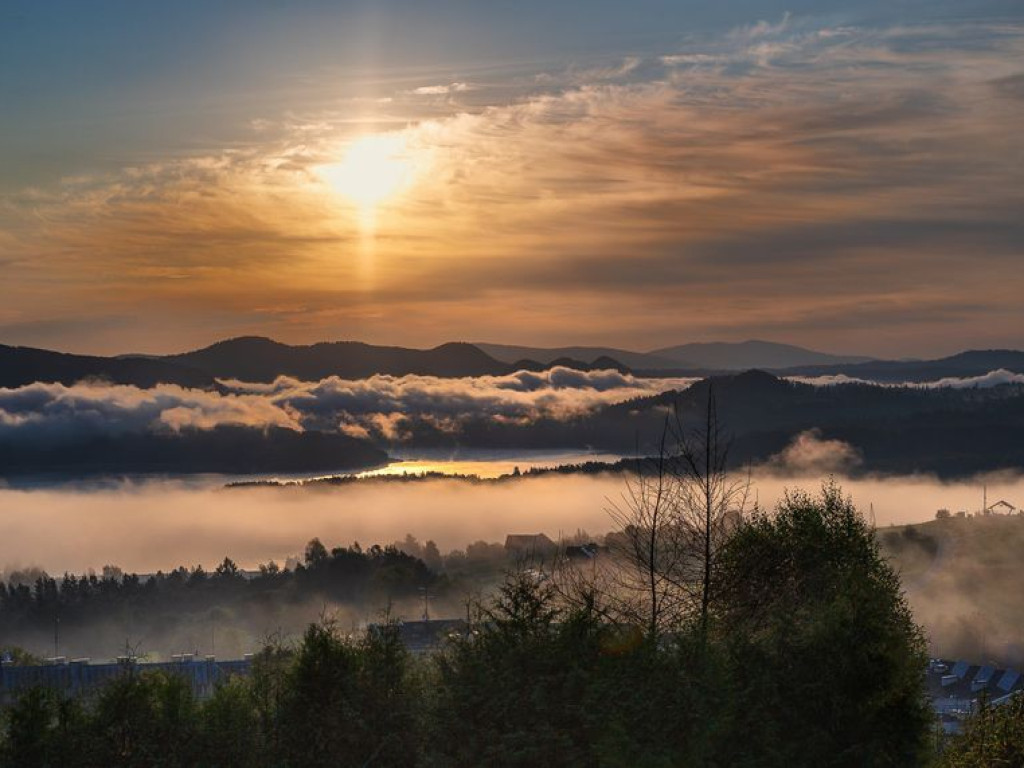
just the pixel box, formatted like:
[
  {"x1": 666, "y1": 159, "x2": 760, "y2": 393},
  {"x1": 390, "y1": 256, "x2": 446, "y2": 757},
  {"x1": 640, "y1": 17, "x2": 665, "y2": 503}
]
[
  {"x1": 275, "y1": 617, "x2": 417, "y2": 767},
  {"x1": 196, "y1": 678, "x2": 260, "y2": 768},
  {"x1": 0, "y1": 539, "x2": 438, "y2": 659},
  {"x1": 714, "y1": 481, "x2": 931, "y2": 767},
  {"x1": 939, "y1": 695, "x2": 1024, "y2": 767},
  {"x1": 429, "y1": 574, "x2": 598, "y2": 766},
  {"x1": 0, "y1": 646, "x2": 43, "y2": 666},
  {"x1": 0, "y1": 483, "x2": 937, "y2": 766},
  {"x1": 427, "y1": 574, "x2": 709, "y2": 767}
]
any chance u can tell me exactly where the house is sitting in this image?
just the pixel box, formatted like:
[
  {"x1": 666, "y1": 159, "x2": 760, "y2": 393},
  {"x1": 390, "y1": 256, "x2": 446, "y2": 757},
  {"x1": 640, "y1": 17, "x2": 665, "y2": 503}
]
[
  {"x1": 564, "y1": 543, "x2": 604, "y2": 560},
  {"x1": 368, "y1": 619, "x2": 467, "y2": 654},
  {"x1": 987, "y1": 500, "x2": 1018, "y2": 515},
  {"x1": 1, "y1": 656, "x2": 251, "y2": 704},
  {"x1": 926, "y1": 658, "x2": 1024, "y2": 735}
]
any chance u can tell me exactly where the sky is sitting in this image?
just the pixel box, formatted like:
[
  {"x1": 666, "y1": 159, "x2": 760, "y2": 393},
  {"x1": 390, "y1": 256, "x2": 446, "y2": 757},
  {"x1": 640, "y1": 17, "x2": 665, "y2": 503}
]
[{"x1": 1, "y1": 0, "x2": 1022, "y2": 357}]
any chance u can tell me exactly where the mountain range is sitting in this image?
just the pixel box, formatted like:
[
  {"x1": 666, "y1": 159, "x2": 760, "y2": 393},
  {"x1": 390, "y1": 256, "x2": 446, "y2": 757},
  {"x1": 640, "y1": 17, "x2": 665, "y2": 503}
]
[
  {"x1": 2, "y1": 337, "x2": 1023, "y2": 389},
  {"x1": 478, "y1": 339, "x2": 873, "y2": 370}
]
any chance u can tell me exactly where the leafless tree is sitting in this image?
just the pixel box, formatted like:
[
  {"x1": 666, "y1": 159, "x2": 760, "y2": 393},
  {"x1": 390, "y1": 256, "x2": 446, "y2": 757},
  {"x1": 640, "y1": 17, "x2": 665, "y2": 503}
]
[
  {"x1": 666, "y1": 387, "x2": 752, "y2": 636},
  {"x1": 560, "y1": 385, "x2": 751, "y2": 639}
]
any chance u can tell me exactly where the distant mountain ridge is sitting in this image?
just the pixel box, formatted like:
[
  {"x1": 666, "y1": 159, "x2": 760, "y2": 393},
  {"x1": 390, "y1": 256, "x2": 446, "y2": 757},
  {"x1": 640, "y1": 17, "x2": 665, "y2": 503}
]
[
  {"x1": 476, "y1": 343, "x2": 678, "y2": 370},
  {"x1": 785, "y1": 349, "x2": 1024, "y2": 382},
  {"x1": 3, "y1": 337, "x2": 1022, "y2": 389},
  {"x1": 649, "y1": 340, "x2": 874, "y2": 370},
  {"x1": 164, "y1": 336, "x2": 510, "y2": 382},
  {"x1": 0, "y1": 344, "x2": 215, "y2": 389},
  {"x1": 0, "y1": 337, "x2": 634, "y2": 389},
  {"x1": 479, "y1": 339, "x2": 874, "y2": 371}
]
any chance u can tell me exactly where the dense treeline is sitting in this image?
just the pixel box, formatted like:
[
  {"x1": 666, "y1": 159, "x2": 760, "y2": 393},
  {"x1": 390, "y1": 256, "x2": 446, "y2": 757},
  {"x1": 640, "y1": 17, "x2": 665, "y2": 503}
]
[
  {"x1": 0, "y1": 542, "x2": 445, "y2": 660},
  {"x1": 2, "y1": 485, "x2": 957, "y2": 767}
]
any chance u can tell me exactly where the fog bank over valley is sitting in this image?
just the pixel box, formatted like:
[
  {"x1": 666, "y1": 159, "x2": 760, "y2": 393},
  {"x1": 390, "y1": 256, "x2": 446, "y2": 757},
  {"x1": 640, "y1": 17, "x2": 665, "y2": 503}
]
[{"x1": 1, "y1": 470, "x2": 1019, "y2": 575}]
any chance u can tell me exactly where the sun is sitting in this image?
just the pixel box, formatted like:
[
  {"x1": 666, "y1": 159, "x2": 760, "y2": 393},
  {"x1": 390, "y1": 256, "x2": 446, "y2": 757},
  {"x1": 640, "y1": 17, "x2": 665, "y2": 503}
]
[{"x1": 319, "y1": 133, "x2": 414, "y2": 209}]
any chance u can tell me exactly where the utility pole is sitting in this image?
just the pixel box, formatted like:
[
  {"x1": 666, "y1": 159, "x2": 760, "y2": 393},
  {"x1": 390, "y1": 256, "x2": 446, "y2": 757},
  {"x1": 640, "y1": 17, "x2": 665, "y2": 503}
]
[
  {"x1": 54, "y1": 611, "x2": 60, "y2": 659},
  {"x1": 419, "y1": 587, "x2": 431, "y2": 621}
]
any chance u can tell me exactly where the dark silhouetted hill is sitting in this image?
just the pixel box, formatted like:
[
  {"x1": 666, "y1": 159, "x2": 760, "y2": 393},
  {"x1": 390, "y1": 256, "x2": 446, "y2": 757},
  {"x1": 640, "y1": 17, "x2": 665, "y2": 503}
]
[
  {"x1": 164, "y1": 337, "x2": 513, "y2": 381},
  {"x1": 783, "y1": 349, "x2": 1024, "y2": 382},
  {"x1": 383, "y1": 369, "x2": 1024, "y2": 478},
  {"x1": 0, "y1": 344, "x2": 215, "y2": 389},
  {"x1": 164, "y1": 337, "x2": 635, "y2": 381},
  {"x1": 476, "y1": 343, "x2": 675, "y2": 370},
  {"x1": 0, "y1": 338, "x2": 637, "y2": 389},
  {"x1": 650, "y1": 340, "x2": 874, "y2": 370}
]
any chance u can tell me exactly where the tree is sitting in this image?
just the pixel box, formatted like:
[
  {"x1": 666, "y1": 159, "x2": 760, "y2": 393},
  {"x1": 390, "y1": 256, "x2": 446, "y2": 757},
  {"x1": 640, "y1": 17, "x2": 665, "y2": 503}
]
[
  {"x1": 429, "y1": 572, "x2": 599, "y2": 767},
  {"x1": 276, "y1": 617, "x2": 418, "y2": 767},
  {"x1": 197, "y1": 677, "x2": 262, "y2": 768},
  {"x1": 714, "y1": 481, "x2": 931, "y2": 766},
  {"x1": 939, "y1": 693, "x2": 1024, "y2": 766},
  {"x1": 276, "y1": 621, "x2": 363, "y2": 767},
  {"x1": 303, "y1": 538, "x2": 329, "y2": 567},
  {"x1": 214, "y1": 557, "x2": 241, "y2": 579},
  {"x1": 599, "y1": 386, "x2": 749, "y2": 638}
]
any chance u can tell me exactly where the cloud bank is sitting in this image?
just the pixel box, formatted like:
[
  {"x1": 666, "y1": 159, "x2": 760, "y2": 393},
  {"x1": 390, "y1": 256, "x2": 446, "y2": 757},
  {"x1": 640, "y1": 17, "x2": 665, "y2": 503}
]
[
  {"x1": 1, "y1": 367, "x2": 1018, "y2": 448},
  {"x1": 792, "y1": 369, "x2": 1024, "y2": 389},
  {"x1": 0, "y1": 381, "x2": 301, "y2": 444},
  {"x1": 0, "y1": 369, "x2": 696, "y2": 444}
]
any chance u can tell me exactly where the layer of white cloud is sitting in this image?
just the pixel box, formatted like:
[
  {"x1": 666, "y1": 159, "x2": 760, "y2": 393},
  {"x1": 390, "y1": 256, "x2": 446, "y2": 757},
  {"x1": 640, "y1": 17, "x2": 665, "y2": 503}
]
[
  {"x1": 0, "y1": 382, "x2": 302, "y2": 443},
  {"x1": 0, "y1": 369, "x2": 696, "y2": 444},
  {"x1": 791, "y1": 369, "x2": 1024, "y2": 389},
  {"x1": 222, "y1": 367, "x2": 698, "y2": 438},
  {"x1": 1, "y1": 366, "x2": 1020, "y2": 447}
]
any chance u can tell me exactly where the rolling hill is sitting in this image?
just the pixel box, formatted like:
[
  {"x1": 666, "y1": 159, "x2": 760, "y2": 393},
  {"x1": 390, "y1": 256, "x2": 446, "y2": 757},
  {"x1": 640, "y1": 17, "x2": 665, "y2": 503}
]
[
  {"x1": 0, "y1": 344, "x2": 215, "y2": 389},
  {"x1": 476, "y1": 343, "x2": 676, "y2": 370},
  {"x1": 783, "y1": 349, "x2": 1024, "y2": 382},
  {"x1": 650, "y1": 340, "x2": 874, "y2": 370},
  {"x1": 163, "y1": 337, "x2": 512, "y2": 382}
]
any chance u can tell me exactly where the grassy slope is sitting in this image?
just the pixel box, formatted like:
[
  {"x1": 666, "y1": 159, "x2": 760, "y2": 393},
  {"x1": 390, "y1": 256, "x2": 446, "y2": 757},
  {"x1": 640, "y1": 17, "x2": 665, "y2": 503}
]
[{"x1": 881, "y1": 515, "x2": 1024, "y2": 665}]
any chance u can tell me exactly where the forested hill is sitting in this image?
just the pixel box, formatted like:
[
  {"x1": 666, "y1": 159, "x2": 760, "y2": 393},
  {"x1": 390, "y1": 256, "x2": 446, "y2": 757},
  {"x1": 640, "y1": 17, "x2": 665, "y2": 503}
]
[
  {"x1": 162, "y1": 337, "x2": 511, "y2": 381},
  {"x1": 390, "y1": 371, "x2": 1024, "y2": 478},
  {"x1": 0, "y1": 338, "x2": 633, "y2": 387},
  {"x1": 598, "y1": 372, "x2": 1024, "y2": 476},
  {"x1": 781, "y1": 349, "x2": 1024, "y2": 381},
  {"x1": 0, "y1": 344, "x2": 215, "y2": 389}
]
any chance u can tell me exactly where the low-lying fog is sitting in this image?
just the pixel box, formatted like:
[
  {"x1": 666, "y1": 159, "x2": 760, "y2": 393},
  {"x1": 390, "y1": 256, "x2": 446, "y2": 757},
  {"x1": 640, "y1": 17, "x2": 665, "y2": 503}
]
[{"x1": 1, "y1": 468, "x2": 1019, "y2": 575}]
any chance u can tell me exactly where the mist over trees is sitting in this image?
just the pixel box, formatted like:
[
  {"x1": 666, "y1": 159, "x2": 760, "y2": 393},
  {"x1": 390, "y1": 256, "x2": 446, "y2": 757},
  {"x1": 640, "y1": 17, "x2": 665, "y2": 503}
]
[
  {"x1": 1, "y1": 481, "x2": 942, "y2": 766},
  {"x1": 3, "y1": 389, "x2": 1017, "y2": 765}
]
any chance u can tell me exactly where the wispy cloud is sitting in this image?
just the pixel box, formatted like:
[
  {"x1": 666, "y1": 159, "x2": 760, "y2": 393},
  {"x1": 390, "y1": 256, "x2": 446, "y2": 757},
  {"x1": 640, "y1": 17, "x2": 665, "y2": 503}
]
[{"x1": 1, "y1": 18, "x2": 1022, "y2": 355}]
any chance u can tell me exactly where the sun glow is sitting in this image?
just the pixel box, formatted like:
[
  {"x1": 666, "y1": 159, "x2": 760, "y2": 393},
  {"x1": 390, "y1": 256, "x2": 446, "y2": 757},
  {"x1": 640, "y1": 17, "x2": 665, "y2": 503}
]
[{"x1": 320, "y1": 133, "x2": 415, "y2": 209}]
